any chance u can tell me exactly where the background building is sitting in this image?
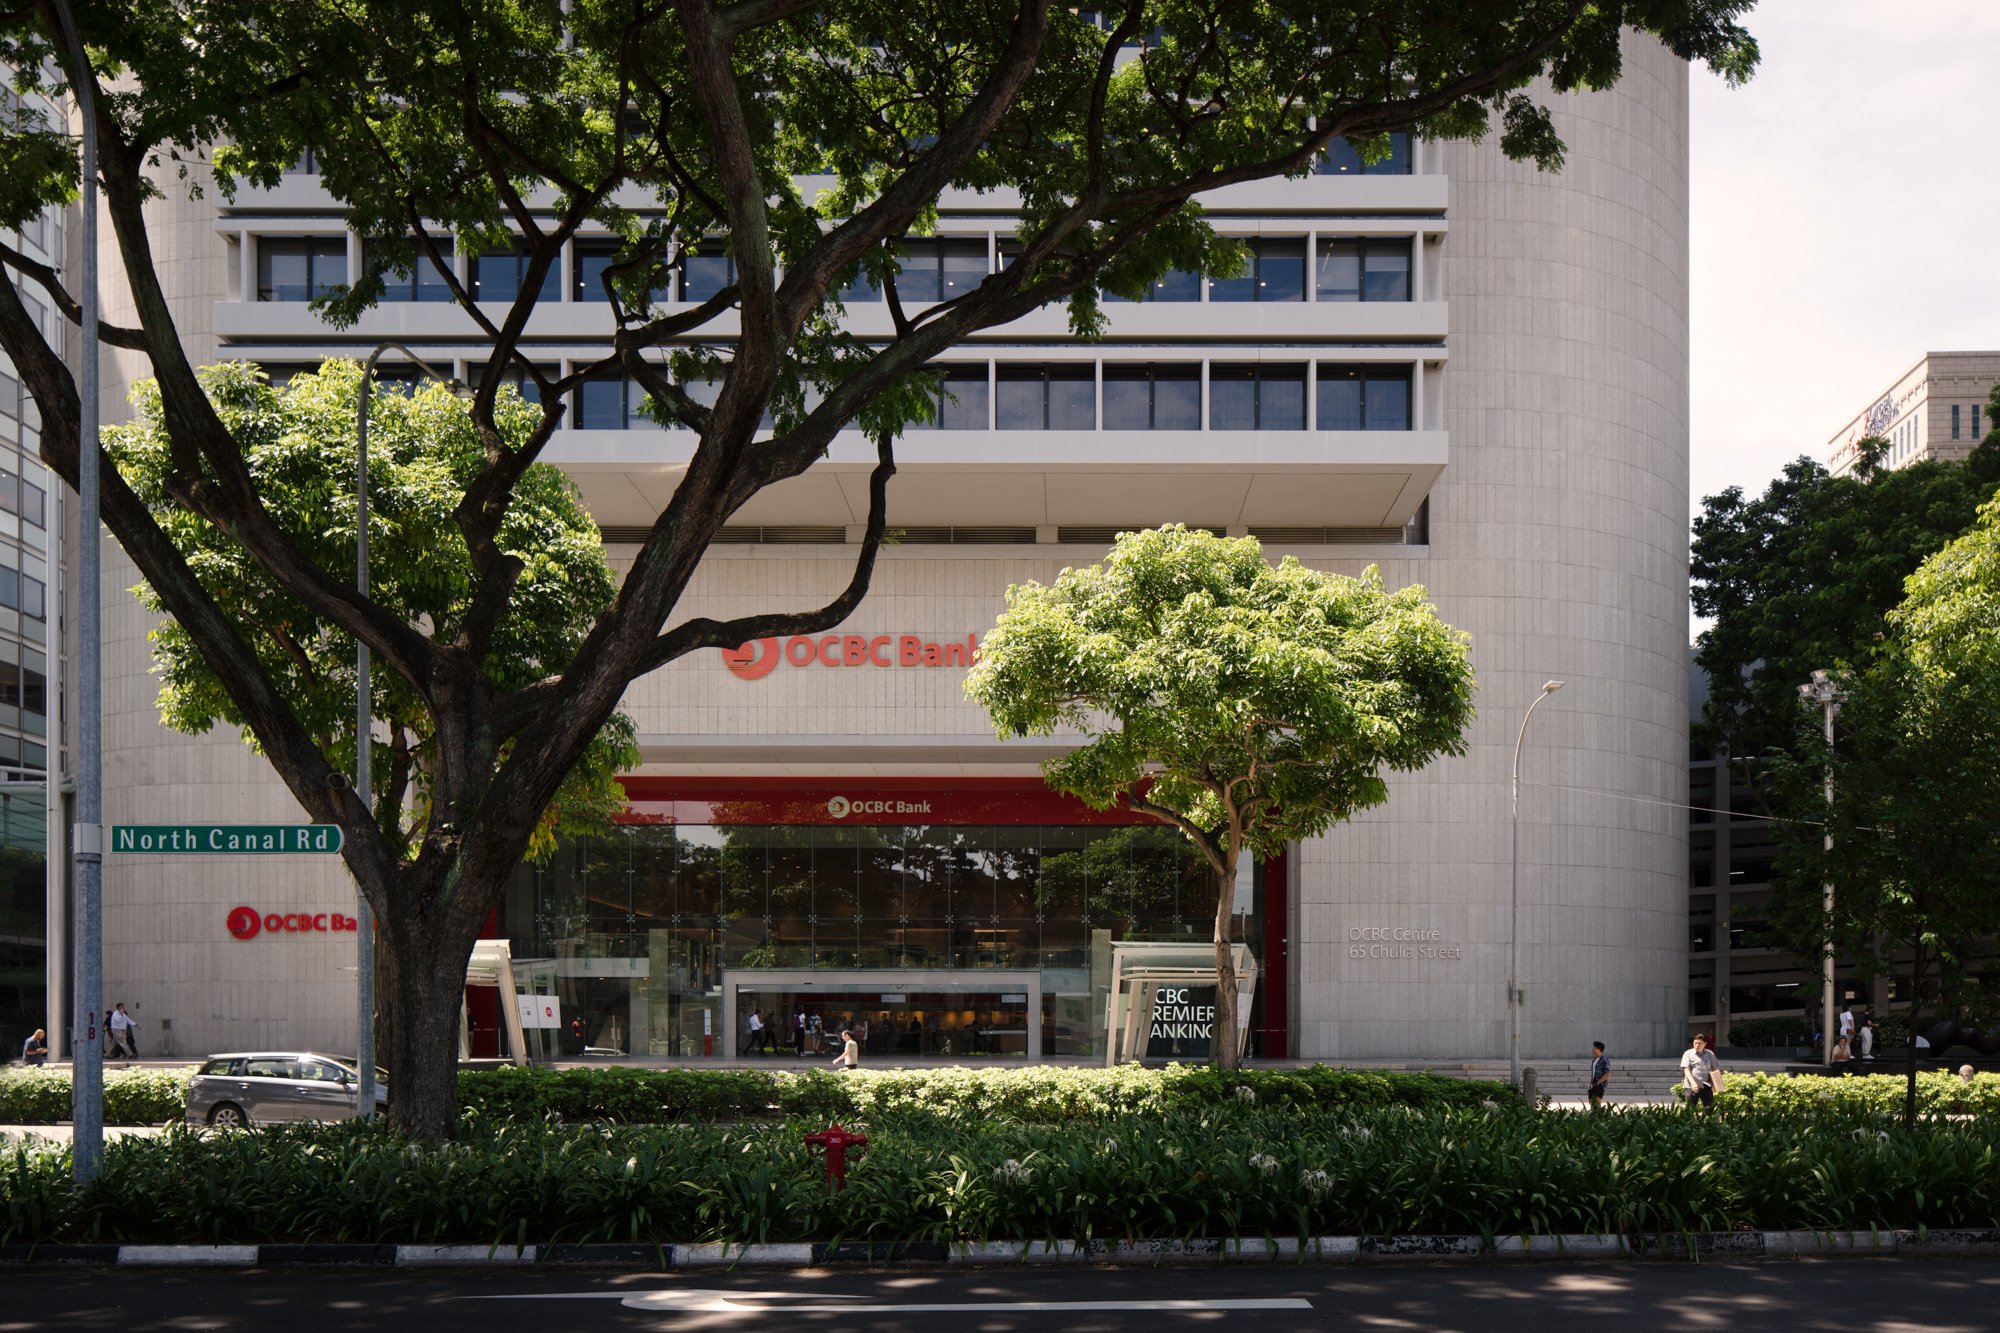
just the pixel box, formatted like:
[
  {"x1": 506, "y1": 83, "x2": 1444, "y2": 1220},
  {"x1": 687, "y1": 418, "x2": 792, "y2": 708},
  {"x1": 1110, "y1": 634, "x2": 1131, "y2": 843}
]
[
  {"x1": 1826, "y1": 351, "x2": 2000, "y2": 477},
  {"x1": 48, "y1": 33, "x2": 1691, "y2": 1064},
  {"x1": 0, "y1": 81, "x2": 66, "y2": 1062}
]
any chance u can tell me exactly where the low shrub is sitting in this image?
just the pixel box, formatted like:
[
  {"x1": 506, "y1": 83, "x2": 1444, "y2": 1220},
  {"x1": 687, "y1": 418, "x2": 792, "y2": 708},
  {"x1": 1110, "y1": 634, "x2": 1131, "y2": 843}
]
[
  {"x1": 0, "y1": 1068, "x2": 190, "y2": 1126},
  {"x1": 1715, "y1": 1070, "x2": 2000, "y2": 1118},
  {"x1": 455, "y1": 1063, "x2": 1510, "y2": 1126},
  {"x1": 4, "y1": 1101, "x2": 1998, "y2": 1246}
]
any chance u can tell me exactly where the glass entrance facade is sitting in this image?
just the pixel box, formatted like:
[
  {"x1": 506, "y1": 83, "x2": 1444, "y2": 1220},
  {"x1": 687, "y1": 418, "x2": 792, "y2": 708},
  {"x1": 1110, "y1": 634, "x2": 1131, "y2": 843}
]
[{"x1": 498, "y1": 779, "x2": 1286, "y2": 1061}]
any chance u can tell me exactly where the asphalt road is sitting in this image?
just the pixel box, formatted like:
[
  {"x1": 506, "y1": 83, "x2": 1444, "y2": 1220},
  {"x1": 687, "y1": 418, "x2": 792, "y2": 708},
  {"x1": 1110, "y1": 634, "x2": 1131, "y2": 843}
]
[{"x1": 6, "y1": 1259, "x2": 1998, "y2": 1332}]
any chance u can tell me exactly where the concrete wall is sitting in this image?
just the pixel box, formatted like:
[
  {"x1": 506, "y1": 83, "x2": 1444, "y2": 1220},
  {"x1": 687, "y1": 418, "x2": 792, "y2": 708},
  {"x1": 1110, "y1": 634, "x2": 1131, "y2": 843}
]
[{"x1": 1292, "y1": 36, "x2": 1691, "y2": 1060}]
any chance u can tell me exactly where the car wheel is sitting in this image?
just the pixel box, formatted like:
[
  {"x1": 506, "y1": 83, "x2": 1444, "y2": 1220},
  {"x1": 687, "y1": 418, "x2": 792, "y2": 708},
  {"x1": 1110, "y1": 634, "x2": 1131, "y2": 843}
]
[{"x1": 207, "y1": 1102, "x2": 248, "y2": 1129}]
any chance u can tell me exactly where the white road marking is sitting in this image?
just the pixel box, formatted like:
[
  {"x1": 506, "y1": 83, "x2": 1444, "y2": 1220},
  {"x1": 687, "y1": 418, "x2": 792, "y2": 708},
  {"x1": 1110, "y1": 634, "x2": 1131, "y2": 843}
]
[{"x1": 473, "y1": 1289, "x2": 1312, "y2": 1314}]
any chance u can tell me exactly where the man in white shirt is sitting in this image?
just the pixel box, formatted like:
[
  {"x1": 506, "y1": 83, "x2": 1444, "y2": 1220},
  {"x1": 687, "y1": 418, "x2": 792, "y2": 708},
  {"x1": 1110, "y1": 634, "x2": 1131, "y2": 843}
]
[
  {"x1": 1680, "y1": 1033, "x2": 1721, "y2": 1112},
  {"x1": 743, "y1": 1009, "x2": 762, "y2": 1056},
  {"x1": 109, "y1": 1003, "x2": 137, "y2": 1059}
]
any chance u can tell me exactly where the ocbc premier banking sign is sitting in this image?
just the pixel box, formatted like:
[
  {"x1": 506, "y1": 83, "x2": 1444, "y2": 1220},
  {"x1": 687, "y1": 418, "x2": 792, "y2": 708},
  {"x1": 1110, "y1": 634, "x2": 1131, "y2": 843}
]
[{"x1": 723, "y1": 632, "x2": 981, "y2": 681}]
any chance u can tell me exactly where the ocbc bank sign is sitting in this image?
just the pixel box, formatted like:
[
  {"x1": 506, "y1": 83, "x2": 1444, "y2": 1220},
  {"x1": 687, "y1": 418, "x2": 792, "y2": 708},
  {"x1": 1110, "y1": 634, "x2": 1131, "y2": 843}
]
[
  {"x1": 227, "y1": 906, "x2": 359, "y2": 940},
  {"x1": 723, "y1": 632, "x2": 981, "y2": 681}
]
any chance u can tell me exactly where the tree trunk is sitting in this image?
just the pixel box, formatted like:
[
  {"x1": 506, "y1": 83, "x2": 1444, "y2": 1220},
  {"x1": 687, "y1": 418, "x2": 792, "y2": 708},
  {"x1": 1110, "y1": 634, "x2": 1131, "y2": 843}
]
[
  {"x1": 378, "y1": 909, "x2": 480, "y2": 1141},
  {"x1": 1213, "y1": 852, "x2": 1239, "y2": 1071}
]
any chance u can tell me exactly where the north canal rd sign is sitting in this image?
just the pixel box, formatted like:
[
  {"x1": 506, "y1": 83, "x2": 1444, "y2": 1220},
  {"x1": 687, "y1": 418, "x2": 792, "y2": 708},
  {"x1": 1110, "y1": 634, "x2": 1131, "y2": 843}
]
[{"x1": 111, "y1": 824, "x2": 345, "y2": 854}]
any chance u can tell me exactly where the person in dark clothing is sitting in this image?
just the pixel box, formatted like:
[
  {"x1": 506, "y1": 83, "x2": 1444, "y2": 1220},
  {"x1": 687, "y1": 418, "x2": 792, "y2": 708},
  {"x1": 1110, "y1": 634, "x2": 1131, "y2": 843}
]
[{"x1": 1587, "y1": 1041, "x2": 1612, "y2": 1108}]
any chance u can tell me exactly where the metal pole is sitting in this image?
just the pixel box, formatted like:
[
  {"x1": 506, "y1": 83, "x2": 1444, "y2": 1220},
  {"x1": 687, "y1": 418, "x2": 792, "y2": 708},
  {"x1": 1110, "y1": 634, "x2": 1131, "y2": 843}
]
[
  {"x1": 354, "y1": 353, "x2": 375, "y2": 1122},
  {"x1": 353, "y1": 343, "x2": 461, "y2": 1120},
  {"x1": 1822, "y1": 698, "x2": 1835, "y2": 1068},
  {"x1": 1509, "y1": 680, "x2": 1564, "y2": 1089},
  {"x1": 52, "y1": 0, "x2": 103, "y2": 1182}
]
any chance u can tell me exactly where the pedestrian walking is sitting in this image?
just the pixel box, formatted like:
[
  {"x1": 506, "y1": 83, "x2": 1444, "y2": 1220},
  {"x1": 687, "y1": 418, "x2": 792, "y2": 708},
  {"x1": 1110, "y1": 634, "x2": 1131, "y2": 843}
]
[
  {"x1": 794, "y1": 1005, "x2": 807, "y2": 1057},
  {"x1": 1680, "y1": 1033, "x2": 1722, "y2": 1112},
  {"x1": 109, "y1": 1004, "x2": 138, "y2": 1059},
  {"x1": 830, "y1": 1027, "x2": 860, "y2": 1073},
  {"x1": 19, "y1": 1028, "x2": 47, "y2": 1066},
  {"x1": 1860, "y1": 1010, "x2": 1876, "y2": 1061},
  {"x1": 743, "y1": 1008, "x2": 763, "y2": 1056},
  {"x1": 1587, "y1": 1040, "x2": 1612, "y2": 1109},
  {"x1": 1838, "y1": 1003, "x2": 1856, "y2": 1055}
]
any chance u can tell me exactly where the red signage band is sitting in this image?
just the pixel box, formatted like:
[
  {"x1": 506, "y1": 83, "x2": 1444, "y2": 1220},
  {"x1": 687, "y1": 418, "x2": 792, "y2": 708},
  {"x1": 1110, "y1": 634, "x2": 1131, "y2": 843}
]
[
  {"x1": 616, "y1": 777, "x2": 1155, "y2": 828},
  {"x1": 723, "y1": 633, "x2": 980, "y2": 680},
  {"x1": 226, "y1": 907, "x2": 359, "y2": 940}
]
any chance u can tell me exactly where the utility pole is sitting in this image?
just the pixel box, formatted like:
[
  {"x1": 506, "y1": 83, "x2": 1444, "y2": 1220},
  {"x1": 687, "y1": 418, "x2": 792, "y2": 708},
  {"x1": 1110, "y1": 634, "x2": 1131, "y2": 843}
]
[{"x1": 52, "y1": 0, "x2": 104, "y2": 1183}]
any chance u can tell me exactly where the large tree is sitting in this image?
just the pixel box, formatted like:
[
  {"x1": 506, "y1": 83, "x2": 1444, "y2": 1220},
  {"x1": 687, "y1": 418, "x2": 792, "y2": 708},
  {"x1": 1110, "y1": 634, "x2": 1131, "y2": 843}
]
[
  {"x1": 1689, "y1": 425, "x2": 2000, "y2": 787},
  {"x1": 965, "y1": 525, "x2": 1475, "y2": 1068},
  {"x1": 1770, "y1": 496, "x2": 2000, "y2": 1127},
  {"x1": 0, "y1": 1, "x2": 1755, "y2": 1134}
]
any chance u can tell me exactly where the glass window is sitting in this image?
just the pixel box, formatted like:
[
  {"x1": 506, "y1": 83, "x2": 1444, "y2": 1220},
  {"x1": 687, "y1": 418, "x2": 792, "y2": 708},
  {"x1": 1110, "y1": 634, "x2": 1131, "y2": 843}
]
[
  {"x1": 576, "y1": 373, "x2": 636, "y2": 430},
  {"x1": 1103, "y1": 365, "x2": 1200, "y2": 430},
  {"x1": 914, "y1": 365, "x2": 988, "y2": 430},
  {"x1": 835, "y1": 260, "x2": 880, "y2": 305},
  {"x1": 256, "y1": 238, "x2": 347, "y2": 301},
  {"x1": 20, "y1": 575, "x2": 42, "y2": 621},
  {"x1": 1977, "y1": 405, "x2": 1985, "y2": 439},
  {"x1": 894, "y1": 238, "x2": 988, "y2": 303},
  {"x1": 1210, "y1": 365, "x2": 1305, "y2": 430},
  {"x1": 1317, "y1": 365, "x2": 1413, "y2": 430},
  {"x1": 472, "y1": 243, "x2": 560, "y2": 304},
  {"x1": 996, "y1": 365, "x2": 1094, "y2": 430},
  {"x1": 1207, "y1": 239, "x2": 1305, "y2": 303},
  {"x1": 20, "y1": 480, "x2": 42, "y2": 529},
  {"x1": 471, "y1": 361, "x2": 557, "y2": 408},
  {"x1": 573, "y1": 238, "x2": 672, "y2": 305},
  {"x1": 1316, "y1": 238, "x2": 1411, "y2": 302},
  {"x1": 370, "y1": 241, "x2": 456, "y2": 302},
  {"x1": 299, "y1": 1058, "x2": 348, "y2": 1083},
  {"x1": 1317, "y1": 130, "x2": 1413, "y2": 175},
  {"x1": 1952, "y1": 404, "x2": 1962, "y2": 440},
  {"x1": 1101, "y1": 264, "x2": 1201, "y2": 303},
  {"x1": 681, "y1": 241, "x2": 735, "y2": 303},
  {"x1": 245, "y1": 1057, "x2": 295, "y2": 1078},
  {"x1": 285, "y1": 148, "x2": 321, "y2": 175}
]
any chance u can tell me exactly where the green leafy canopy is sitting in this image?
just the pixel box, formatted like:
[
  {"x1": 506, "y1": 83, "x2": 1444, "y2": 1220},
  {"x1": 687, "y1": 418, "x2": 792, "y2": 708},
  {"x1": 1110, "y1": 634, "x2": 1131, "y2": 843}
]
[
  {"x1": 966, "y1": 525, "x2": 1475, "y2": 860},
  {"x1": 105, "y1": 361, "x2": 638, "y2": 858}
]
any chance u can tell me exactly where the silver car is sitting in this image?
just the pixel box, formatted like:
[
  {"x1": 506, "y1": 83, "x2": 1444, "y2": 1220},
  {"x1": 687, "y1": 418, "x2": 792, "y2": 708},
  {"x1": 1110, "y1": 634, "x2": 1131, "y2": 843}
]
[{"x1": 185, "y1": 1051, "x2": 389, "y2": 1128}]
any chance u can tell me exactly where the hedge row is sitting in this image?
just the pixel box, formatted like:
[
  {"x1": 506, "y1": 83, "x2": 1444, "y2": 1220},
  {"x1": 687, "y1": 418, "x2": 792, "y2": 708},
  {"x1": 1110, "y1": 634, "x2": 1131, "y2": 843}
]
[
  {"x1": 455, "y1": 1063, "x2": 1510, "y2": 1125},
  {"x1": 0, "y1": 1069, "x2": 190, "y2": 1126},
  {"x1": 6, "y1": 1102, "x2": 1999, "y2": 1245},
  {"x1": 1711, "y1": 1070, "x2": 2000, "y2": 1118}
]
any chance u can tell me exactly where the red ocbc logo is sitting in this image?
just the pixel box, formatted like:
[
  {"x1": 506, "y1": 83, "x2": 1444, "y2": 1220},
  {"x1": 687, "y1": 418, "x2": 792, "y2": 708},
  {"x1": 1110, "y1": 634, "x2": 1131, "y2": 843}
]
[
  {"x1": 226, "y1": 906, "x2": 358, "y2": 940},
  {"x1": 723, "y1": 633, "x2": 980, "y2": 679}
]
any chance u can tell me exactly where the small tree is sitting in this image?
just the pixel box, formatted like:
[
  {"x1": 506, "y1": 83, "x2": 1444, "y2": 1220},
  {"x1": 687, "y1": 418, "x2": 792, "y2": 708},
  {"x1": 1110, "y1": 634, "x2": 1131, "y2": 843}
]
[
  {"x1": 1773, "y1": 496, "x2": 2000, "y2": 1127},
  {"x1": 966, "y1": 526, "x2": 1474, "y2": 1068}
]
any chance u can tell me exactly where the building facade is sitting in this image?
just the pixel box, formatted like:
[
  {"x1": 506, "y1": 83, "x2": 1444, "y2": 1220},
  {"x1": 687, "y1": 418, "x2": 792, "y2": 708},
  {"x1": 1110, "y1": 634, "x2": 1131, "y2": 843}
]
[
  {"x1": 1826, "y1": 351, "x2": 2000, "y2": 477},
  {"x1": 49, "y1": 34, "x2": 1692, "y2": 1064},
  {"x1": 0, "y1": 79, "x2": 66, "y2": 1065}
]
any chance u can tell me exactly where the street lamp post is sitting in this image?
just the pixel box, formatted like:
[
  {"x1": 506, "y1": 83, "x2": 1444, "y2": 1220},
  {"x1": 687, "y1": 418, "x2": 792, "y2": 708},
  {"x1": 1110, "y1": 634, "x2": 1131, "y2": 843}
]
[
  {"x1": 1798, "y1": 669, "x2": 1843, "y2": 1068},
  {"x1": 52, "y1": 0, "x2": 105, "y2": 1184},
  {"x1": 1510, "y1": 680, "x2": 1565, "y2": 1089},
  {"x1": 354, "y1": 343, "x2": 463, "y2": 1121}
]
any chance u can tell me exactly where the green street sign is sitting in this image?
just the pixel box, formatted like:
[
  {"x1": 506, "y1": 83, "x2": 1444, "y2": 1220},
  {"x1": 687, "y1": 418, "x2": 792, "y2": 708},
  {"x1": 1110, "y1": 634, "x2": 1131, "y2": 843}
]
[{"x1": 110, "y1": 824, "x2": 345, "y2": 855}]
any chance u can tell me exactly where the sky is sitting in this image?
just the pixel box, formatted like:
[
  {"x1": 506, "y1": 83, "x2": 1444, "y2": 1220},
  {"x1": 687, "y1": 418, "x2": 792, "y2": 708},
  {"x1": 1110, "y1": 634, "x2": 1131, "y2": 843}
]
[{"x1": 1687, "y1": 0, "x2": 2000, "y2": 517}]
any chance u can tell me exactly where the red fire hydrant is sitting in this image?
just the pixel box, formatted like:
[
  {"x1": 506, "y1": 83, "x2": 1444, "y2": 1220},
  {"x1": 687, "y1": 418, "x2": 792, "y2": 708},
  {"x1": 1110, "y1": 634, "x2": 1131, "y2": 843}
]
[{"x1": 804, "y1": 1123, "x2": 869, "y2": 1189}]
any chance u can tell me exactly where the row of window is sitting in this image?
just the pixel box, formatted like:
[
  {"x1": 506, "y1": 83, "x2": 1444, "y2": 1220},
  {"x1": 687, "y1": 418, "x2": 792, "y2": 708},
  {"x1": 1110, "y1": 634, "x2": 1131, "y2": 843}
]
[
  {"x1": 284, "y1": 131, "x2": 1415, "y2": 180},
  {"x1": 1950, "y1": 403, "x2": 1985, "y2": 440},
  {"x1": 254, "y1": 234, "x2": 1418, "y2": 306},
  {"x1": 570, "y1": 361, "x2": 1416, "y2": 433}
]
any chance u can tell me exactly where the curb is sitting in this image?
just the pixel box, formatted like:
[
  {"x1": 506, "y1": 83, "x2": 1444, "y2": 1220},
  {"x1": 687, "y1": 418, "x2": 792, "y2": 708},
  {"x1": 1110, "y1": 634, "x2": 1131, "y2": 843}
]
[{"x1": 0, "y1": 1231, "x2": 1996, "y2": 1268}]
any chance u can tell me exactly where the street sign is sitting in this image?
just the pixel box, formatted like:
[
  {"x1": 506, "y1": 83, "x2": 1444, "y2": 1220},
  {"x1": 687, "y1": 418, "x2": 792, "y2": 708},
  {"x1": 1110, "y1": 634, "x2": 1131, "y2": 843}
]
[{"x1": 110, "y1": 824, "x2": 345, "y2": 854}]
